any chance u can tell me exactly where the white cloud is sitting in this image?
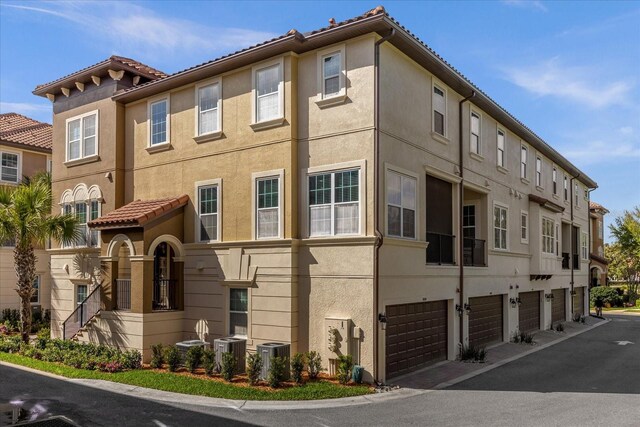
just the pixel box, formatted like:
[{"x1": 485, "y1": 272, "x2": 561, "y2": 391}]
[
  {"x1": 619, "y1": 126, "x2": 633, "y2": 135},
  {"x1": 502, "y1": 57, "x2": 633, "y2": 109},
  {"x1": 502, "y1": 0, "x2": 548, "y2": 12},
  {"x1": 0, "y1": 102, "x2": 50, "y2": 114},
  {"x1": 563, "y1": 139, "x2": 640, "y2": 165}
]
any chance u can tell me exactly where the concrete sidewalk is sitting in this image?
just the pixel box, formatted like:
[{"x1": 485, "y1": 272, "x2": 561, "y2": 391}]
[{"x1": 0, "y1": 316, "x2": 608, "y2": 411}]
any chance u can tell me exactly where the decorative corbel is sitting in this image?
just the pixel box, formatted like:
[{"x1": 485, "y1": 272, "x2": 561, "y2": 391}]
[
  {"x1": 45, "y1": 93, "x2": 55, "y2": 102},
  {"x1": 132, "y1": 76, "x2": 141, "y2": 85},
  {"x1": 75, "y1": 82, "x2": 85, "y2": 92},
  {"x1": 91, "y1": 75, "x2": 101, "y2": 86},
  {"x1": 108, "y1": 69, "x2": 125, "y2": 81},
  {"x1": 61, "y1": 87, "x2": 70, "y2": 97}
]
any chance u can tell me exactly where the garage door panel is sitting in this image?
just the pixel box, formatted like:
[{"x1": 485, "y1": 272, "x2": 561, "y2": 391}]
[
  {"x1": 552, "y1": 288, "x2": 566, "y2": 323},
  {"x1": 519, "y1": 291, "x2": 540, "y2": 333},
  {"x1": 386, "y1": 300, "x2": 448, "y2": 378},
  {"x1": 469, "y1": 295, "x2": 503, "y2": 347}
]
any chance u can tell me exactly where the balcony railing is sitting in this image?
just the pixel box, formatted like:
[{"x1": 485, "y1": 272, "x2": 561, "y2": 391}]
[
  {"x1": 63, "y1": 284, "x2": 101, "y2": 340},
  {"x1": 562, "y1": 253, "x2": 570, "y2": 270},
  {"x1": 463, "y1": 238, "x2": 486, "y2": 267},
  {"x1": 115, "y1": 279, "x2": 131, "y2": 311},
  {"x1": 153, "y1": 279, "x2": 178, "y2": 311},
  {"x1": 426, "y1": 232, "x2": 455, "y2": 265}
]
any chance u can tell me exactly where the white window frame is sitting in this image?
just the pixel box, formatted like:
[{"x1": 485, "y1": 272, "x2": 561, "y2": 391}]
[
  {"x1": 493, "y1": 202, "x2": 508, "y2": 251},
  {"x1": 520, "y1": 210, "x2": 529, "y2": 244},
  {"x1": 316, "y1": 44, "x2": 346, "y2": 103},
  {"x1": 227, "y1": 286, "x2": 250, "y2": 338},
  {"x1": 574, "y1": 183, "x2": 579, "y2": 207},
  {"x1": 598, "y1": 220, "x2": 603, "y2": 239},
  {"x1": 302, "y1": 159, "x2": 366, "y2": 238},
  {"x1": 581, "y1": 231, "x2": 588, "y2": 260},
  {"x1": 252, "y1": 169, "x2": 285, "y2": 240},
  {"x1": 65, "y1": 110, "x2": 99, "y2": 163},
  {"x1": 30, "y1": 276, "x2": 40, "y2": 304},
  {"x1": 520, "y1": 144, "x2": 528, "y2": 180},
  {"x1": 536, "y1": 156, "x2": 543, "y2": 188},
  {"x1": 251, "y1": 57, "x2": 284, "y2": 126},
  {"x1": 497, "y1": 128, "x2": 506, "y2": 169},
  {"x1": 470, "y1": 110, "x2": 481, "y2": 156},
  {"x1": 76, "y1": 283, "x2": 88, "y2": 306},
  {"x1": 0, "y1": 149, "x2": 21, "y2": 184},
  {"x1": 147, "y1": 95, "x2": 170, "y2": 148},
  {"x1": 194, "y1": 178, "x2": 222, "y2": 243},
  {"x1": 552, "y1": 167, "x2": 558, "y2": 195},
  {"x1": 385, "y1": 165, "x2": 418, "y2": 240},
  {"x1": 564, "y1": 175, "x2": 569, "y2": 201},
  {"x1": 542, "y1": 217, "x2": 555, "y2": 255},
  {"x1": 194, "y1": 78, "x2": 222, "y2": 138},
  {"x1": 432, "y1": 79, "x2": 448, "y2": 139}
]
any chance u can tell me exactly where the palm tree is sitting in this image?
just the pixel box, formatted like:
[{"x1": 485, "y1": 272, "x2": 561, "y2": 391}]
[{"x1": 0, "y1": 172, "x2": 77, "y2": 342}]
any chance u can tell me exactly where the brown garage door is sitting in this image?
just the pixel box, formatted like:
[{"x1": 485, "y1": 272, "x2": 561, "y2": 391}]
[
  {"x1": 385, "y1": 300, "x2": 447, "y2": 378},
  {"x1": 469, "y1": 295, "x2": 503, "y2": 347},
  {"x1": 573, "y1": 287, "x2": 585, "y2": 316},
  {"x1": 518, "y1": 291, "x2": 540, "y2": 333},
  {"x1": 552, "y1": 288, "x2": 566, "y2": 323}
]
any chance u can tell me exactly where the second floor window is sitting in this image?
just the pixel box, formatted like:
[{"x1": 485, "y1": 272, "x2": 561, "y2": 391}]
[
  {"x1": 542, "y1": 218, "x2": 555, "y2": 254},
  {"x1": 497, "y1": 130, "x2": 505, "y2": 168},
  {"x1": 574, "y1": 183, "x2": 579, "y2": 206},
  {"x1": 521, "y1": 212, "x2": 528, "y2": 243},
  {"x1": 198, "y1": 184, "x2": 218, "y2": 242},
  {"x1": 322, "y1": 52, "x2": 341, "y2": 98},
  {"x1": 1, "y1": 152, "x2": 19, "y2": 183},
  {"x1": 552, "y1": 168, "x2": 557, "y2": 195},
  {"x1": 309, "y1": 169, "x2": 359, "y2": 236},
  {"x1": 150, "y1": 99, "x2": 169, "y2": 146},
  {"x1": 521, "y1": 146, "x2": 528, "y2": 179},
  {"x1": 30, "y1": 276, "x2": 40, "y2": 304},
  {"x1": 67, "y1": 112, "x2": 97, "y2": 161},
  {"x1": 75, "y1": 202, "x2": 88, "y2": 247},
  {"x1": 433, "y1": 84, "x2": 446, "y2": 136},
  {"x1": 581, "y1": 232, "x2": 588, "y2": 260},
  {"x1": 598, "y1": 220, "x2": 603, "y2": 239},
  {"x1": 564, "y1": 176, "x2": 568, "y2": 201},
  {"x1": 536, "y1": 157, "x2": 542, "y2": 187},
  {"x1": 256, "y1": 63, "x2": 282, "y2": 123},
  {"x1": 470, "y1": 112, "x2": 480, "y2": 154},
  {"x1": 197, "y1": 83, "x2": 220, "y2": 135},
  {"x1": 494, "y1": 205, "x2": 508, "y2": 250},
  {"x1": 387, "y1": 171, "x2": 416, "y2": 239},
  {"x1": 256, "y1": 177, "x2": 280, "y2": 239}
]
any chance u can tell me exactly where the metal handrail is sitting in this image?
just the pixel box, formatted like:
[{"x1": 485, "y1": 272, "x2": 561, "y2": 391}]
[
  {"x1": 115, "y1": 279, "x2": 131, "y2": 311},
  {"x1": 153, "y1": 279, "x2": 178, "y2": 311},
  {"x1": 463, "y1": 238, "x2": 486, "y2": 267},
  {"x1": 426, "y1": 232, "x2": 456, "y2": 265},
  {"x1": 62, "y1": 284, "x2": 102, "y2": 340}
]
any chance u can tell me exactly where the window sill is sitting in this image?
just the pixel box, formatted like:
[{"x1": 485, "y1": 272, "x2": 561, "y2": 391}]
[
  {"x1": 430, "y1": 132, "x2": 450, "y2": 145},
  {"x1": 315, "y1": 94, "x2": 348, "y2": 109},
  {"x1": 497, "y1": 165, "x2": 508, "y2": 175},
  {"x1": 469, "y1": 152, "x2": 484, "y2": 162},
  {"x1": 64, "y1": 155, "x2": 100, "y2": 167},
  {"x1": 146, "y1": 142, "x2": 171, "y2": 153},
  {"x1": 193, "y1": 131, "x2": 224, "y2": 143},
  {"x1": 250, "y1": 117, "x2": 286, "y2": 131},
  {"x1": 552, "y1": 194, "x2": 559, "y2": 200},
  {"x1": 520, "y1": 177, "x2": 530, "y2": 185},
  {"x1": 536, "y1": 185, "x2": 544, "y2": 193},
  {"x1": 0, "y1": 179, "x2": 19, "y2": 185}
]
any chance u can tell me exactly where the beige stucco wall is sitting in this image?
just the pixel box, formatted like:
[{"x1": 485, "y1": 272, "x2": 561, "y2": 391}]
[{"x1": 0, "y1": 248, "x2": 51, "y2": 313}]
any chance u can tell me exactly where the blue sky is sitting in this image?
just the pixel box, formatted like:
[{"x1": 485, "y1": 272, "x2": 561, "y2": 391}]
[{"x1": 1, "y1": 1, "x2": 638, "y2": 240}]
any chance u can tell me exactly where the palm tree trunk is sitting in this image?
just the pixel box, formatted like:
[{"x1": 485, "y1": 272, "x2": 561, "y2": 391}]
[{"x1": 15, "y1": 245, "x2": 36, "y2": 343}]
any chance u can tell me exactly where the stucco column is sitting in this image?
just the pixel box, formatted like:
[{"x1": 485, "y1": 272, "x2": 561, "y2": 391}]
[
  {"x1": 99, "y1": 257, "x2": 118, "y2": 311},
  {"x1": 130, "y1": 256, "x2": 154, "y2": 313},
  {"x1": 172, "y1": 260, "x2": 185, "y2": 311}
]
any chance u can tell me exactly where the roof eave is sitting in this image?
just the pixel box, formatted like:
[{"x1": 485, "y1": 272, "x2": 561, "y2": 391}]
[{"x1": 0, "y1": 140, "x2": 52, "y2": 154}]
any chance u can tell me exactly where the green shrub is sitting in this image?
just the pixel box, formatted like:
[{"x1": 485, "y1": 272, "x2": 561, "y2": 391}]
[
  {"x1": 268, "y1": 356, "x2": 287, "y2": 388},
  {"x1": 165, "y1": 346, "x2": 181, "y2": 372},
  {"x1": 150, "y1": 344, "x2": 164, "y2": 369},
  {"x1": 590, "y1": 286, "x2": 622, "y2": 307},
  {"x1": 460, "y1": 344, "x2": 487, "y2": 362},
  {"x1": 121, "y1": 350, "x2": 142, "y2": 370},
  {"x1": 291, "y1": 352, "x2": 305, "y2": 384},
  {"x1": 0, "y1": 335, "x2": 21, "y2": 353},
  {"x1": 306, "y1": 350, "x2": 322, "y2": 379},
  {"x1": 554, "y1": 322, "x2": 565, "y2": 332},
  {"x1": 512, "y1": 329, "x2": 535, "y2": 344},
  {"x1": 1, "y1": 309, "x2": 19, "y2": 331},
  {"x1": 246, "y1": 352, "x2": 262, "y2": 386},
  {"x1": 336, "y1": 354, "x2": 353, "y2": 385},
  {"x1": 220, "y1": 352, "x2": 236, "y2": 382},
  {"x1": 202, "y1": 348, "x2": 216, "y2": 376},
  {"x1": 185, "y1": 346, "x2": 203, "y2": 373}
]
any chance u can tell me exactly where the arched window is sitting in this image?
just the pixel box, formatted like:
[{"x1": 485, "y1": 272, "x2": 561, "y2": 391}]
[{"x1": 60, "y1": 184, "x2": 103, "y2": 248}]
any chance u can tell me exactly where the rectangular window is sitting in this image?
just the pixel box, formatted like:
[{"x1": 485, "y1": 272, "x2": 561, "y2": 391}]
[
  {"x1": 463, "y1": 205, "x2": 476, "y2": 239},
  {"x1": 150, "y1": 99, "x2": 168, "y2": 145},
  {"x1": 497, "y1": 130, "x2": 505, "y2": 168},
  {"x1": 322, "y1": 52, "x2": 341, "y2": 98},
  {"x1": 521, "y1": 212, "x2": 528, "y2": 243},
  {"x1": 536, "y1": 157, "x2": 542, "y2": 187},
  {"x1": 198, "y1": 185, "x2": 218, "y2": 242},
  {"x1": 521, "y1": 146, "x2": 528, "y2": 179},
  {"x1": 581, "y1": 232, "x2": 588, "y2": 260},
  {"x1": 494, "y1": 205, "x2": 508, "y2": 250},
  {"x1": 89, "y1": 200, "x2": 100, "y2": 247},
  {"x1": 309, "y1": 169, "x2": 359, "y2": 236},
  {"x1": 66, "y1": 112, "x2": 98, "y2": 161},
  {"x1": 197, "y1": 83, "x2": 220, "y2": 135},
  {"x1": 598, "y1": 220, "x2": 603, "y2": 239},
  {"x1": 229, "y1": 288, "x2": 248, "y2": 337},
  {"x1": 1, "y1": 152, "x2": 19, "y2": 183},
  {"x1": 75, "y1": 202, "x2": 87, "y2": 247},
  {"x1": 564, "y1": 176, "x2": 568, "y2": 201},
  {"x1": 552, "y1": 168, "x2": 557, "y2": 195},
  {"x1": 30, "y1": 276, "x2": 40, "y2": 304},
  {"x1": 542, "y1": 218, "x2": 555, "y2": 254},
  {"x1": 470, "y1": 112, "x2": 480, "y2": 154},
  {"x1": 255, "y1": 63, "x2": 281, "y2": 123},
  {"x1": 433, "y1": 84, "x2": 446, "y2": 136},
  {"x1": 387, "y1": 171, "x2": 416, "y2": 239},
  {"x1": 256, "y1": 177, "x2": 280, "y2": 239},
  {"x1": 77, "y1": 284, "x2": 87, "y2": 306},
  {"x1": 556, "y1": 224, "x2": 560, "y2": 256},
  {"x1": 575, "y1": 183, "x2": 579, "y2": 206}
]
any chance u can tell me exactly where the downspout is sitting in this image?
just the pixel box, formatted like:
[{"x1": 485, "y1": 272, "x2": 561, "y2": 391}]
[
  {"x1": 569, "y1": 173, "x2": 580, "y2": 315},
  {"x1": 458, "y1": 91, "x2": 475, "y2": 353},
  {"x1": 373, "y1": 28, "x2": 395, "y2": 384},
  {"x1": 587, "y1": 187, "x2": 596, "y2": 315}
]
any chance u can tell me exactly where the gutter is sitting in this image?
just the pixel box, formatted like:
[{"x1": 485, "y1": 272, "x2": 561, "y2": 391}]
[
  {"x1": 458, "y1": 91, "x2": 475, "y2": 353},
  {"x1": 373, "y1": 28, "x2": 395, "y2": 384},
  {"x1": 569, "y1": 173, "x2": 580, "y2": 315}
]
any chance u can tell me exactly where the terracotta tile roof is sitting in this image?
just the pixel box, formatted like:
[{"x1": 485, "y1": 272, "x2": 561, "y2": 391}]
[
  {"x1": 589, "y1": 201, "x2": 609, "y2": 213},
  {"x1": 88, "y1": 195, "x2": 189, "y2": 229},
  {"x1": 0, "y1": 113, "x2": 52, "y2": 151},
  {"x1": 34, "y1": 55, "x2": 167, "y2": 91}
]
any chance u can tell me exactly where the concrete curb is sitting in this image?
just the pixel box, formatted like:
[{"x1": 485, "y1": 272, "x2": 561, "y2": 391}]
[{"x1": 0, "y1": 318, "x2": 608, "y2": 410}]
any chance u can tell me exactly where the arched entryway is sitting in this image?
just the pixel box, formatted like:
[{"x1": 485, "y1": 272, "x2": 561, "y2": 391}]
[{"x1": 148, "y1": 235, "x2": 185, "y2": 312}]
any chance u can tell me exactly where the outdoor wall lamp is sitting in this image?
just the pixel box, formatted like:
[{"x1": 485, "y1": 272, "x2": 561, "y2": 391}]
[
  {"x1": 516, "y1": 297, "x2": 522, "y2": 306},
  {"x1": 455, "y1": 304, "x2": 464, "y2": 316},
  {"x1": 510, "y1": 297, "x2": 517, "y2": 308},
  {"x1": 545, "y1": 293, "x2": 554, "y2": 301},
  {"x1": 378, "y1": 313, "x2": 387, "y2": 330},
  {"x1": 464, "y1": 303, "x2": 472, "y2": 314}
]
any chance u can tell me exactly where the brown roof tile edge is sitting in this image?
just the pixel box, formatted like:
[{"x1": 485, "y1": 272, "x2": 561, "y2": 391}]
[{"x1": 88, "y1": 195, "x2": 189, "y2": 229}]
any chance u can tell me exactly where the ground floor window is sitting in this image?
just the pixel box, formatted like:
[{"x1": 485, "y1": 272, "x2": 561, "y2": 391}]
[
  {"x1": 77, "y1": 284, "x2": 88, "y2": 305},
  {"x1": 229, "y1": 288, "x2": 248, "y2": 337},
  {"x1": 30, "y1": 276, "x2": 40, "y2": 303}
]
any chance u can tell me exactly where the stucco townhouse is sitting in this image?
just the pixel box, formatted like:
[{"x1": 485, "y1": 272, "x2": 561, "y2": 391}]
[
  {"x1": 34, "y1": 6, "x2": 596, "y2": 383},
  {"x1": 0, "y1": 113, "x2": 53, "y2": 315},
  {"x1": 589, "y1": 201, "x2": 608, "y2": 287}
]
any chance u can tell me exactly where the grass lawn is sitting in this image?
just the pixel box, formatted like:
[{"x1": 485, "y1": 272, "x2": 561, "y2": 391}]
[{"x1": 0, "y1": 352, "x2": 372, "y2": 401}]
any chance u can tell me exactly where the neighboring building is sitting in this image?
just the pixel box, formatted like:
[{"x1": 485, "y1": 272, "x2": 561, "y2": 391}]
[
  {"x1": 0, "y1": 113, "x2": 53, "y2": 314},
  {"x1": 589, "y1": 201, "x2": 609, "y2": 287},
  {"x1": 34, "y1": 7, "x2": 596, "y2": 383}
]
